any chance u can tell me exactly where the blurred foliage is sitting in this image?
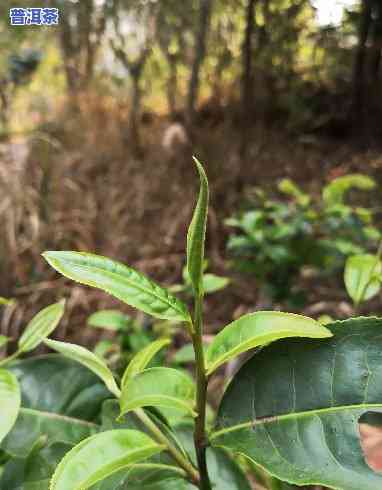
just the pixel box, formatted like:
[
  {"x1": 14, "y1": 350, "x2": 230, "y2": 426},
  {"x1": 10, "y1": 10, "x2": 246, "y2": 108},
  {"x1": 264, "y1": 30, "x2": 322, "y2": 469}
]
[
  {"x1": 0, "y1": 0, "x2": 374, "y2": 134},
  {"x1": 226, "y1": 174, "x2": 381, "y2": 305}
]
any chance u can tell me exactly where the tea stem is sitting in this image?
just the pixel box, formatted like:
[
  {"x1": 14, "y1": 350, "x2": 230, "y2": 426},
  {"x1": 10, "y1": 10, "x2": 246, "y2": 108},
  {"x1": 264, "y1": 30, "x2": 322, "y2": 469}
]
[
  {"x1": 134, "y1": 408, "x2": 200, "y2": 486},
  {"x1": 0, "y1": 350, "x2": 20, "y2": 368},
  {"x1": 192, "y1": 294, "x2": 212, "y2": 490}
]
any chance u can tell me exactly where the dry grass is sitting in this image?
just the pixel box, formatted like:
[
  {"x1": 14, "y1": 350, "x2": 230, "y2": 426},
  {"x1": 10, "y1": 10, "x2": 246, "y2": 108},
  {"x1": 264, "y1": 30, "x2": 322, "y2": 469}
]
[{"x1": 1, "y1": 94, "x2": 382, "y2": 352}]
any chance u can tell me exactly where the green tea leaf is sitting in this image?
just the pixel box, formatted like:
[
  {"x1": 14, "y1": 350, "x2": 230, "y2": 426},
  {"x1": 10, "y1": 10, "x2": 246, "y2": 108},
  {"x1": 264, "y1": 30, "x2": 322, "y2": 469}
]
[
  {"x1": 323, "y1": 174, "x2": 376, "y2": 206},
  {"x1": 344, "y1": 254, "x2": 382, "y2": 304},
  {"x1": 206, "y1": 311, "x2": 332, "y2": 374},
  {"x1": 2, "y1": 355, "x2": 109, "y2": 458},
  {"x1": 0, "y1": 297, "x2": 15, "y2": 306},
  {"x1": 88, "y1": 310, "x2": 131, "y2": 331},
  {"x1": 44, "y1": 339, "x2": 121, "y2": 398},
  {"x1": 0, "y1": 369, "x2": 20, "y2": 443},
  {"x1": 0, "y1": 335, "x2": 9, "y2": 348},
  {"x1": 43, "y1": 252, "x2": 190, "y2": 323},
  {"x1": 0, "y1": 442, "x2": 71, "y2": 490},
  {"x1": 121, "y1": 338, "x2": 170, "y2": 388},
  {"x1": 50, "y1": 429, "x2": 164, "y2": 490},
  {"x1": 212, "y1": 317, "x2": 382, "y2": 490},
  {"x1": 202, "y1": 274, "x2": 230, "y2": 294},
  {"x1": 186, "y1": 157, "x2": 209, "y2": 295},
  {"x1": 172, "y1": 343, "x2": 196, "y2": 364},
  {"x1": 173, "y1": 425, "x2": 252, "y2": 490},
  {"x1": 120, "y1": 424, "x2": 253, "y2": 489},
  {"x1": 18, "y1": 301, "x2": 65, "y2": 353},
  {"x1": 120, "y1": 367, "x2": 196, "y2": 418},
  {"x1": 172, "y1": 343, "x2": 209, "y2": 364},
  {"x1": 102, "y1": 399, "x2": 189, "y2": 463},
  {"x1": 94, "y1": 339, "x2": 117, "y2": 359},
  {"x1": 278, "y1": 178, "x2": 310, "y2": 206}
]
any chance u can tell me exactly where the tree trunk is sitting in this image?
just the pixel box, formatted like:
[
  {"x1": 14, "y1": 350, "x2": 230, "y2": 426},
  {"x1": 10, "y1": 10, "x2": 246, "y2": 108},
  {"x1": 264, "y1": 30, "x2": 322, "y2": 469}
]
[
  {"x1": 352, "y1": 0, "x2": 372, "y2": 123},
  {"x1": 370, "y1": 1, "x2": 382, "y2": 82},
  {"x1": 166, "y1": 54, "x2": 178, "y2": 116},
  {"x1": 129, "y1": 75, "x2": 142, "y2": 152},
  {"x1": 239, "y1": 0, "x2": 256, "y2": 160},
  {"x1": 187, "y1": 0, "x2": 213, "y2": 123},
  {"x1": 0, "y1": 82, "x2": 10, "y2": 134}
]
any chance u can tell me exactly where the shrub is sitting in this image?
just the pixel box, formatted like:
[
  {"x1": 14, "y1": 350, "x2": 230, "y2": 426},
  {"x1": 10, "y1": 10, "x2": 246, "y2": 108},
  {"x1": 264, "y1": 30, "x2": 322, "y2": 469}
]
[
  {"x1": 1, "y1": 160, "x2": 382, "y2": 489},
  {"x1": 226, "y1": 174, "x2": 380, "y2": 305}
]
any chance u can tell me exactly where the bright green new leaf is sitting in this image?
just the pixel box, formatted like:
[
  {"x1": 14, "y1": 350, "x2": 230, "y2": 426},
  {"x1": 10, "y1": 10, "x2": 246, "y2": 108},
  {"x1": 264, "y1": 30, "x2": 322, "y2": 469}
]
[
  {"x1": 121, "y1": 338, "x2": 170, "y2": 388},
  {"x1": 0, "y1": 369, "x2": 20, "y2": 443},
  {"x1": 278, "y1": 178, "x2": 310, "y2": 206},
  {"x1": 206, "y1": 311, "x2": 332, "y2": 375},
  {"x1": 88, "y1": 310, "x2": 131, "y2": 331},
  {"x1": 94, "y1": 339, "x2": 116, "y2": 359},
  {"x1": 172, "y1": 343, "x2": 196, "y2": 364},
  {"x1": 44, "y1": 339, "x2": 121, "y2": 398},
  {"x1": 18, "y1": 301, "x2": 65, "y2": 353},
  {"x1": 186, "y1": 157, "x2": 209, "y2": 295},
  {"x1": 120, "y1": 367, "x2": 196, "y2": 418},
  {"x1": 43, "y1": 251, "x2": 190, "y2": 323},
  {"x1": 344, "y1": 254, "x2": 382, "y2": 304},
  {"x1": 202, "y1": 274, "x2": 230, "y2": 294},
  {"x1": 0, "y1": 297, "x2": 15, "y2": 306},
  {"x1": 323, "y1": 174, "x2": 375, "y2": 206},
  {"x1": 0, "y1": 335, "x2": 9, "y2": 348},
  {"x1": 211, "y1": 317, "x2": 382, "y2": 490},
  {"x1": 50, "y1": 429, "x2": 164, "y2": 490},
  {"x1": 172, "y1": 343, "x2": 209, "y2": 364},
  {"x1": 317, "y1": 314, "x2": 334, "y2": 326}
]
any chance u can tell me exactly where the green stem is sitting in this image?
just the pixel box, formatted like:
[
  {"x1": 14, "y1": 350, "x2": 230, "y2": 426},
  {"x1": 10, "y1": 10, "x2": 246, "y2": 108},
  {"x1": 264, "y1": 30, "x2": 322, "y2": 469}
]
[
  {"x1": 134, "y1": 408, "x2": 200, "y2": 486},
  {"x1": 0, "y1": 350, "x2": 20, "y2": 368},
  {"x1": 192, "y1": 295, "x2": 212, "y2": 490}
]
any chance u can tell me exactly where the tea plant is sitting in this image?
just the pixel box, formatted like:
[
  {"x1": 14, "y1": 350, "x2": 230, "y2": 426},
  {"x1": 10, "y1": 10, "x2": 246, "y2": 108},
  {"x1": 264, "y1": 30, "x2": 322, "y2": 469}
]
[
  {"x1": 1, "y1": 159, "x2": 382, "y2": 489},
  {"x1": 344, "y1": 244, "x2": 382, "y2": 309},
  {"x1": 88, "y1": 263, "x2": 229, "y2": 369},
  {"x1": 227, "y1": 174, "x2": 380, "y2": 304},
  {"x1": 88, "y1": 309, "x2": 168, "y2": 369}
]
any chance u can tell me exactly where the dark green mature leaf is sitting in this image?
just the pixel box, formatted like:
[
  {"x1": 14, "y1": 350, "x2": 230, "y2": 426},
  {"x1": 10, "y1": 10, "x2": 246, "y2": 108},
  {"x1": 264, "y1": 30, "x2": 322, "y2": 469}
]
[
  {"x1": 2, "y1": 355, "x2": 110, "y2": 458},
  {"x1": 175, "y1": 425, "x2": 252, "y2": 490},
  {"x1": 88, "y1": 310, "x2": 131, "y2": 331},
  {"x1": 186, "y1": 157, "x2": 209, "y2": 296},
  {"x1": 0, "y1": 442, "x2": 71, "y2": 490},
  {"x1": 206, "y1": 311, "x2": 332, "y2": 374},
  {"x1": 0, "y1": 369, "x2": 20, "y2": 443},
  {"x1": 124, "y1": 472, "x2": 190, "y2": 489},
  {"x1": 44, "y1": 339, "x2": 121, "y2": 398},
  {"x1": 121, "y1": 338, "x2": 171, "y2": 388},
  {"x1": 120, "y1": 367, "x2": 196, "y2": 418},
  {"x1": 50, "y1": 429, "x2": 164, "y2": 490},
  {"x1": 211, "y1": 317, "x2": 382, "y2": 490},
  {"x1": 344, "y1": 254, "x2": 381, "y2": 304},
  {"x1": 121, "y1": 425, "x2": 253, "y2": 489},
  {"x1": 43, "y1": 252, "x2": 190, "y2": 323},
  {"x1": 18, "y1": 301, "x2": 65, "y2": 353}
]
